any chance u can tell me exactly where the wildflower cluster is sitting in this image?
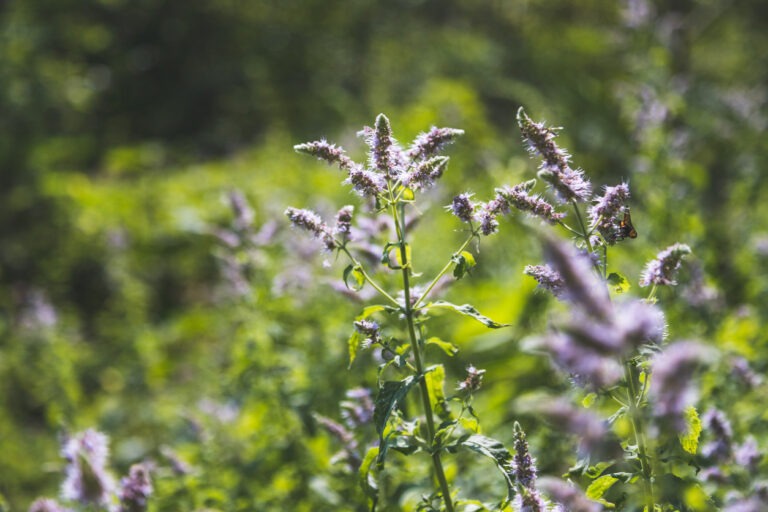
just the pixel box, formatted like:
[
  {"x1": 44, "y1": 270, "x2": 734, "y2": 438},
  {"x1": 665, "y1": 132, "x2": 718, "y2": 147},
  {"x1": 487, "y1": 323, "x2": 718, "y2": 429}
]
[
  {"x1": 29, "y1": 428, "x2": 153, "y2": 512},
  {"x1": 287, "y1": 111, "x2": 722, "y2": 512}
]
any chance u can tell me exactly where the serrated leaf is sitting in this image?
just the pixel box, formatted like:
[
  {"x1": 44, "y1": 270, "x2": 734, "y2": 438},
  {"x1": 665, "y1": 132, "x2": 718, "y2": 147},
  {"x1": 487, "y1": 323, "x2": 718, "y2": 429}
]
[
  {"x1": 373, "y1": 376, "x2": 419, "y2": 451},
  {"x1": 461, "y1": 434, "x2": 516, "y2": 504},
  {"x1": 586, "y1": 474, "x2": 618, "y2": 501},
  {"x1": 607, "y1": 272, "x2": 631, "y2": 294},
  {"x1": 425, "y1": 364, "x2": 449, "y2": 420},
  {"x1": 426, "y1": 337, "x2": 459, "y2": 357},
  {"x1": 426, "y1": 301, "x2": 509, "y2": 329},
  {"x1": 679, "y1": 406, "x2": 701, "y2": 455},
  {"x1": 343, "y1": 264, "x2": 365, "y2": 291}
]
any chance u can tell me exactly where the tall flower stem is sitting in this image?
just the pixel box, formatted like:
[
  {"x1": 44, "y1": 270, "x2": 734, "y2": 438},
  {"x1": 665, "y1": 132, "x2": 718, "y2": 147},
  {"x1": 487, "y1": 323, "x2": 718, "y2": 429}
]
[
  {"x1": 570, "y1": 199, "x2": 604, "y2": 277},
  {"x1": 389, "y1": 189, "x2": 455, "y2": 512},
  {"x1": 624, "y1": 361, "x2": 655, "y2": 509},
  {"x1": 414, "y1": 232, "x2": 475, "y2": 308}
]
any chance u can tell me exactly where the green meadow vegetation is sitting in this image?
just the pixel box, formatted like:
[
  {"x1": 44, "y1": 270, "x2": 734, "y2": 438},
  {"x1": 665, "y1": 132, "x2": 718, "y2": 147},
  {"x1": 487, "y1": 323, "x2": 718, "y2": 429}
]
[{"x1": 1, "y1": 1, "x2": 766, "y2": 510}]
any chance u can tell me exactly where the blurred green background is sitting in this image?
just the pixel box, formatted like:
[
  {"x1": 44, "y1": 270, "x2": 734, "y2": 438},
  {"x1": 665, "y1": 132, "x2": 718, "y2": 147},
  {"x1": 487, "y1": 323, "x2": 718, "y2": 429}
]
[{"x1": 1, "y1": 0, "x2": 767, "y2": 510}]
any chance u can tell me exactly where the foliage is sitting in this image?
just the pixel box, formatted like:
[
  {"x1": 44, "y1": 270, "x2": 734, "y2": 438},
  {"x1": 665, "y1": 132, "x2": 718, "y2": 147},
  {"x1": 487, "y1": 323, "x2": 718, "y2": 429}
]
[{"x1": 1, "y1": 1, "x2": 767, "y2": 511}]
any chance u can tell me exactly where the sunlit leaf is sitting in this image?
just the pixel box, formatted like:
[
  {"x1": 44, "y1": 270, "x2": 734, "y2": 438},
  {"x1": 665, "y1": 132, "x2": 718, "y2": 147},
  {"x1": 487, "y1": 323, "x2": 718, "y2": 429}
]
[
  {"x1": 343, "y1": 264, "x2": 365, "y2": 291},
  {"x1": 426, "y1": 301, "x2": 509, "y2": 329},
  {"x1": 607, "y1": 272, "x2": 630, "y2": 294},
  {"x1": 426, "y1": 337, "x2": 459, "y2": 357},
  {"x1": 461, "y1": 434, "x2": 516, "y2": 505},
  {"x1": 679, "y1": 406, "x2": 701, "y2": 455}
]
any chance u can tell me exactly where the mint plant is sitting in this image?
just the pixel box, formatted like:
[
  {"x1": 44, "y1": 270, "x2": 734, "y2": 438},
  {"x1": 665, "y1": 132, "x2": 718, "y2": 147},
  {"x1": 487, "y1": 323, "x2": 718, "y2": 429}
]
[{"x1": 287, "y1": 110, "x2": 714, "y2": 511}]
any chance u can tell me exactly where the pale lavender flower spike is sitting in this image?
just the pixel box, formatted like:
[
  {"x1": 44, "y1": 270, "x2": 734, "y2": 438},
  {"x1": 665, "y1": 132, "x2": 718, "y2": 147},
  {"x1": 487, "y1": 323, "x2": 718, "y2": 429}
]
[
  {"x1": 449, "y1": 193, "x2": 475, "y2": 223},
  {"x1": 359, "y1": 114, "x2": 406, "y2": 179},
  {"x1": 407, "y1": 126, "x2": 464, "y2": 160},
  {"x1": 284, "y1": 207, "x2": 337, "y2": 251},
  {"x1": 28, "y1": 499, "x2": 73, "y2": 512},
  {"x1": 524, "y1": 264, "x2": 565, "y2": 298},
  {"x1": 589, "y1": 183, "x2": 631, "y2": 244},
  {"x1": 517, "y1": 107, "x2": 592, "y2": 203},
  {"x1": 61, "y1": 429, "x2": 116, "y2": 508},
  {"x1": 497, "y1": 183, "x2": 565, "y2": 225},
  {"x1": 402, "y1": 156, "x2": 450, "y2": 190},
  {"x1": 640, "y1": 243, "x2": 691, "y2": 287},
  {"x1": 294, "y1": 139, "x2": 357, "y2": 172}
]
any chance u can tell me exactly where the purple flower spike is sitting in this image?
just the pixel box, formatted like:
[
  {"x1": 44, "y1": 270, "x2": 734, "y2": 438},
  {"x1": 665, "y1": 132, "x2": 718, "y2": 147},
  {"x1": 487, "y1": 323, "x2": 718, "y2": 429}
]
[
  {"x1": 284, "y1": 207, "x2": 336, "y2": 251},
  {"x1": 333, "y1": 205, "x2": 354, "y2": 241},
  {"x1": 359, "y1": 114, "x2": 406, "y2": 180},
  {"x1": 402, "y1": 156, "x2": 450, "y2": 190},
  {"x1": 457, "y1": 365, "x2": 485, "y2": 393},
  {"x1": 542, "y1": 235, "x2": 612, "y2": 321},
  {"x1": 524, "y1": 264, "x2": 565, "y2": 298},
  {"x1": 28, "y1": 499, "x2": 72, "y2": 512},
  {"x1": 344, "y1": 167, "x2": 387, "y2": 198},
  {"x1": 449, "y1": 193, "x2": 475, "y2": 223},
  {"x1": 294, "y1": 139, "x2": 356, "y2": 172},
  {"x1": 517, "y1": 107, "x2": 592, "y2": 203},
  {"x1": 496, "y1": 184, "x2": 565, "y2": 224},
  {"x1": 589, "y1": 183, "x2": 631, "y2": 244},
  {"x1": 407, "y1": 126, "x2": 464, "y2": 160},
  {"x1": 538, "y1": 477, "x2": 602, "y2": 512},
  {"x1": 640, "y1": 243, "x2": 691, "y2": 287}
]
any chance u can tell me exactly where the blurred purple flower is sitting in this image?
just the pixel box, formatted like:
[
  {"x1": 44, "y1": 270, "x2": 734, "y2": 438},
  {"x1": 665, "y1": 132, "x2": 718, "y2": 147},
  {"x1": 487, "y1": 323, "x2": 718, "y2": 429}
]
[
  {"x1": 639, "y1": 243, "x2": 691, "y2": 287},
  {"x1": 524, "y1": 264, "x2": 565, "y2": 298},
  {"x1": 333, "y1": 205, "x2": 354, "y2": 241},
  {"x1": 734, "y1": 436, "x2": 762, "y2": 469},
  {"x1": 28, "y1": 499, "x2": 72, "y2": 512},
  {"x1": 284, "y1": 207, "x2": 336, "y2": 251},
  {"x1": 701, "y1": 408, "x2": 733, "y2": 461},
  {"x1": 341, "y1": 388, "x2": 374, "y2": 429},
  {"x1": 118, "y1": 464, "x2": 152, "y2": 512},
  {"x1": 61, "y1": 429, "x2": 116, "y2": 508},
  {"x1": 649, "y1": 341, "x2": 714, "y2": 429},
  {"x1": 537, "y1": 477, "x2": 602, "y2": 512}
]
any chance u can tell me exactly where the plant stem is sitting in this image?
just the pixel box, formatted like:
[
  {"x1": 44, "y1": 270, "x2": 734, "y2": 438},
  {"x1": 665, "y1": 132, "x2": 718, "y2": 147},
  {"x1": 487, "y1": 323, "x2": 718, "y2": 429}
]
[
  {"x1": 570, "y1": 199, "x2": 604, "y2": 277},
  {"x1": 389, "y1": 190, "x2": 455, "y2": 512},
  {"x1": 339, "y1": 247, "x2": 400, "y2": 307},
  {"x1": 413, "y1": 232, "x2": 475, "y2": 308},
  {"x1": 624, "y1": 360, "x2": 655, "y2": 510}
]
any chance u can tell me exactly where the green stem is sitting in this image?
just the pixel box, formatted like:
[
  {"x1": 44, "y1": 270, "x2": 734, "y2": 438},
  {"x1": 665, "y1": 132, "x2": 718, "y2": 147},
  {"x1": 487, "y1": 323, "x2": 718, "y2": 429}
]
[
  {"x1": 389, "y1": 188, "x2": 455, "y2": 512},
  {"x1": 414, "y1": 232, "x2": 476, "y2": 309},
  {"x1": 624, "y1": 360, "x2": 655, "y2": 510},
  {"x1": 570, "y1": 199, "x2": 604, "y2": 277},
  {"x1": 339, "y1": 246, "x2": 400, "y2": 307}
]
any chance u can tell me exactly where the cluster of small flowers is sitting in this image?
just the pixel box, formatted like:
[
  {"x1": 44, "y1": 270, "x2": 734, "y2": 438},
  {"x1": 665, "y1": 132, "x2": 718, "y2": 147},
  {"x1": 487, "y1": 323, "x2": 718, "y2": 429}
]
[
  {"x1": 353, "y1": 319, "x2": 382, "y2": 349},
  {"x1": 640, "y1": 243, "x2": 692, "y2": 287},
  {"x1": 457, "y1": 365, "x2": 485, "y2": 393},
  {"x1": 294, "y1": 114, "x2": 463, "y2": 198},
  {"x1": 30, "y1": 429, "x2": 153, "y2": 512},
  {"x1": 517, "y1": 107, "x2": 592, "y2": 203},
  {"x1": 588, "y1": 183, "x2": 631, "y2": 244},
  {"x1": 285, "y1": 205, "x2": 356, "y2": 252},
  {"x1": 528, "y1": 236, "x2": 667, "y2": 388},
  {"x1": 448, "y1": 184, "x2": 564, "y2": 236}
]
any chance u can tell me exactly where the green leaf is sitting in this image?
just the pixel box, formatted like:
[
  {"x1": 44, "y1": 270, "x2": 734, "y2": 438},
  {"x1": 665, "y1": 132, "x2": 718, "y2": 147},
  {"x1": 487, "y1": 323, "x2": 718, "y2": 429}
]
[
  {"x1": 347, "y1": 329, "x2": 361, "y2": 368},
  {"x1": 425, "y1": 337, "x2": 459, "y2": 357},
  {"x1": 401, "y1": 187, "x2": 415, "y2": 201},
  {"x1": 586, "y1": 475, "x2": 618, "y2": 506},
  {"x1": 679, "y1": 406, "x2": 702, "y2": 455},
  {"x1": 461, "y1": 434, "x2": 516, "y2": 505},
  {"x1": 582, "y1": 393, "x2": 597, "y2": 408},
  {"x1": 452, "y1": 251, "x2": 476, "y2": 279},
  {"x1": 381, "y1": 242, "x2": 410, "y2": 269},
  {"x1": 373, "y1": 376, "x2": 419, "y2": 450},
  {"x1": 359, "y1": 446, "x2": 380, "y2": 507},
  {"x1": 426, "y1": 301, "x2": 509, "y2": 329},
  {"x1": 356, "y1": 305, "x2": 387, "y2": 320},
  {"x1": 343, "y1": 264, "x2": 365, "y2": 291},
  {"x1": 607, "y1": 272, "x2": 631, "y2": 294},
  {"x1": 425, "y1": 364, "x2": 449, "y2": 420}
]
